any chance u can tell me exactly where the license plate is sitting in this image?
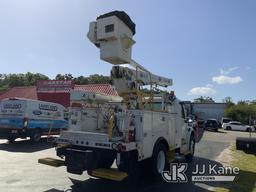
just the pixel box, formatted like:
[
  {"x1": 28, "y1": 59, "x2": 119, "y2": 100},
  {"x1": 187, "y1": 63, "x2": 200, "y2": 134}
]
[{"x1": 11, "y1": 130, "x2": 18, "y2": 134}]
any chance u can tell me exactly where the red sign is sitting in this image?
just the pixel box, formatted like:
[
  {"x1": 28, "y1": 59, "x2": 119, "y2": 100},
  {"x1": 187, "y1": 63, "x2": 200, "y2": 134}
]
[{"x1": 36, "y1": 80, "x2": 75, "y2": 92}]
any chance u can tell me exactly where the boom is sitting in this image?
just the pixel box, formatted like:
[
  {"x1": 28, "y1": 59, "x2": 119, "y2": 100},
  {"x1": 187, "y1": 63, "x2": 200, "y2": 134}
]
[{"x1": 87, "y1": 11, "x2": 172, "y2": 94}]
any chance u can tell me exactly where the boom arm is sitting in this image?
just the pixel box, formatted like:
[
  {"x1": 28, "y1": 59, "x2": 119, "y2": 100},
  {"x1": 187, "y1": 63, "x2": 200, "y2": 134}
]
[{"x1": 87, "y1": 11, "x2": 172, "y2": 97}]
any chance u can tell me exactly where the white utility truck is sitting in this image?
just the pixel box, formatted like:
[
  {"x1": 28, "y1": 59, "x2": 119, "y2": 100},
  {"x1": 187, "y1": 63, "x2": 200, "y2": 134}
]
[
  {"x1": 39, "y1": 11, "x2": 195, "y2": 181},
  {"x1": 0, "y1": 98, "x2": 68, "y2": 142}
]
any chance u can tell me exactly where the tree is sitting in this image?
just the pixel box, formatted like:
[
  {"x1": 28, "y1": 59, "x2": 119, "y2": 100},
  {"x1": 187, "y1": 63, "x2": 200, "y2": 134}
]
[
  {"x1": 24, "y1": 72, "x2": 49, "y2": 86},
  {"x1": 87, "y1": 74, "x2": 110, "y2": 84},
  {"x1": 194, "y1": 96, "x2": 215, "y2": 103},
  {"x1": 0, "y1": 72, "x2": 110, "y2": 91},
  {"x1": 55, "y1": 74, "x2": 110, "y2": 84},
  {"x1": 55, "y1": 74, "x2": 73, "y2": 80},
  {"x1": 55, "y1": 74, "x2": 65, "y2": 80},
  {"x1": 223, "y1": 96, "x2": 235, "y2": 108},
  {"x1": 224, "y1": 102, "x2": 256, "y2": 124},
  {"x1": 0, "y1": 73, "x2": 49, "y2": 90},
  {"x1": 74, "y1": 76, "x2": 89, "y2": 85}
]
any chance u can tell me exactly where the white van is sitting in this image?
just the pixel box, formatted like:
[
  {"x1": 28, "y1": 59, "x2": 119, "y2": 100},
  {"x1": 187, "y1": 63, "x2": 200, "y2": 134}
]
[{"x1": 0, "y1": 98, "x2": 68, "y2": 142}]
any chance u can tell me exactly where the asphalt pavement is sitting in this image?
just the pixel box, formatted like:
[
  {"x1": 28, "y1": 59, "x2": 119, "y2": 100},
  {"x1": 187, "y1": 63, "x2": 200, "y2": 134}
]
[{"x1": 0, "y1": 129, "x2": 253, "y2": 192}]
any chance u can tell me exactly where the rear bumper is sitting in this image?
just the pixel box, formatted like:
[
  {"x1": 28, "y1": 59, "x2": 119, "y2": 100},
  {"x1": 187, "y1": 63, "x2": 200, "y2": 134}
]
[
  {"x1": 205, "y1": 126, "x2": 218, "y2": 130},
  {"x1": 0, "y1": 128, "x2": 26, "y2": 139},
  {"x1": 56, "y1": 146, "x2": 115, "y2": 175},
  {"x1": 56, "y1": 145, "x2": 138, "y2": 175}
]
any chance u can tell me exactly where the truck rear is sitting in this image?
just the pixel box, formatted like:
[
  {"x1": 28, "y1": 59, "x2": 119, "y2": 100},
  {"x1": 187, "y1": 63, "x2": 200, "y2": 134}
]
[{"x1": 53, "y1": 91, "x2": 194, "y2": 181}]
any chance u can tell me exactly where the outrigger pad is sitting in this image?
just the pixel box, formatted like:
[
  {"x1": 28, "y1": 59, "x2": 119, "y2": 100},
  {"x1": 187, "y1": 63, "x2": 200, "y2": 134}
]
[
  {"x1": 91, "y1": 168, "x2": 128, "y2": 181},
  {"x1": 38, "y1": 157, "x2": 65, "y2": 167}
]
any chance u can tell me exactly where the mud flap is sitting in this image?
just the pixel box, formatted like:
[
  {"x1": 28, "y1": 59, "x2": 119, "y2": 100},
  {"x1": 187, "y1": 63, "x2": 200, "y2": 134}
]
[{"x1": 65, "y1": 149, "x2": 94, "y2": 175}]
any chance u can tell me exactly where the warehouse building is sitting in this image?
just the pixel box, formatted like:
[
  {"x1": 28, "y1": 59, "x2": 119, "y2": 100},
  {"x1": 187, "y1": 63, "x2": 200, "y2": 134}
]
[
  {"x1": 193, "y1": 103, "x2": 227, "y2": 123},
  {"x1": 0, "y1": 80, "x2": 118, "y2": 107}
]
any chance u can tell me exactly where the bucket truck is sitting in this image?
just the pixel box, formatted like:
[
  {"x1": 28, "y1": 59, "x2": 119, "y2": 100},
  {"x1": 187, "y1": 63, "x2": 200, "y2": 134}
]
[{"x1": 39, "y1": 11, "x2": 195, "y2": 182}]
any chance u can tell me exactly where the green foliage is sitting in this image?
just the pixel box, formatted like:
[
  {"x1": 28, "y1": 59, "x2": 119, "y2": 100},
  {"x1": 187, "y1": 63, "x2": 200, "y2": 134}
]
[
  {"x1": 85, "y1": 74, "x2": 110, "y2": 84},
  {"x1": 0, "y1": 73, "x2": 49, "y2": 90},
  {"x1": 224, "y1": 101, "x2": 256, "y2": 124},
  {"x1": 54, "y1": 74, "x2": 110, "y2": 84},
  {"x1": 55, "y1": 74, "x2": 74, "y2": 80},
  {"x1": 194, "y1": 96, "x2": 215, "y2": 103},
  {"x1": 223, "y1": 96, "x2": 235, "y2": 108},
  {"x1": 0, "y1": 72, "x2": 110, "y2": 91}
]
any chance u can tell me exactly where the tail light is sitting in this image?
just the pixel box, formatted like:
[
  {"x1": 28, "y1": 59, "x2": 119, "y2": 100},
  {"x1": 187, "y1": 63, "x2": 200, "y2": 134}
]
[
  {"x1": 23, "y1": 117, "x2": 28, "y2": 129},
  {"x1": 128, "y1": 130, "x2": 135, "y2": 142},
  {"x1": 128, "y1": 114, "x2": 136, "y2": 142},
  {"x1": 117, "y1": 143, "x2": 126, "y2": 151}
]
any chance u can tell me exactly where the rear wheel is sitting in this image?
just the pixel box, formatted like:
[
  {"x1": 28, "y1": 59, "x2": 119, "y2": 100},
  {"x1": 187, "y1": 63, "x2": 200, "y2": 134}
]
[
  {"x1": 30, "y1": 130, "x2": 41, "y2": 142},
  {"x1": 151, "y1": 143, "x2": 167, "y2": 181},
  {"x1": 7, "y1": 136, "x2": 16, "y2": 143},
  {"x1": 246, "y1": 128, "x2": 252, "y2": 132}
]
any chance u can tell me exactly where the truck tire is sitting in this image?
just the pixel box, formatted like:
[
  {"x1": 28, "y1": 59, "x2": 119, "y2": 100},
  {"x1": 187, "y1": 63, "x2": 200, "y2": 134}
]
[
  {"x1": 7, "y1": 136, "x2": 16, "y2": 143},
  {"x1": 185, "y1": 134, "x2": 195, "y2": 163},
  {"x1": 246, "y1": 128, "x2": 252, "y2": 132},
  {"x1": 151, "y1": 143, "x2": 167, "y2": 181},
  {"x1": 30, "y1": 130, "x2": 42, "y2": 143}
]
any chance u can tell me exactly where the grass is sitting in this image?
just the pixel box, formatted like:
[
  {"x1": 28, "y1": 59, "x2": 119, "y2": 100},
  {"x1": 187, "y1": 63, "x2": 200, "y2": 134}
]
[
  {"x1": 229, "y1": 146, "x2": 256, "y2": 192},
  {"x1": 216, "y1": 145, "x2": 256, "y2": 192}
]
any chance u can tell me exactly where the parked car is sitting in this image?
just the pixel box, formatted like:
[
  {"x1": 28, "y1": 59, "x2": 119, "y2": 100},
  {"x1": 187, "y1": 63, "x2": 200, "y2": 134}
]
[
  {"x1": 204, "y1": 119, "x2": 218, "y2": 132},
  {"x1": 222, "y1": 121, "x2": 254, "y2": 132},
  {"x1": 220, "y1": 117, "x2": 232, "y2": 126}
]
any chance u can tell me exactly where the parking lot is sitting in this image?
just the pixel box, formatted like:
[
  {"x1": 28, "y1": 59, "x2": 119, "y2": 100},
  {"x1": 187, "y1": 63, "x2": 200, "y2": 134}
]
[{"x1": 0, "y1": 129, "x2": 254, "y2": 192}]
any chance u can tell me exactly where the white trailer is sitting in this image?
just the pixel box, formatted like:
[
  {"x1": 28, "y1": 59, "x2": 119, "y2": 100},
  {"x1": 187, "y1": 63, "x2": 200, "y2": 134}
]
[
  {"x1": 39, "y1": 11, "x2": 195, "y2": 182},
  {"x1": 0, "y1": 98, "x2": 68, "y2": 142}
]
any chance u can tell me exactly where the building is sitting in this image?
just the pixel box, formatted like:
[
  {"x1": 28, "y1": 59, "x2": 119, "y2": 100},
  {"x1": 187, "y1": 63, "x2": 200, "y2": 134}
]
[
  {"x1": 0, "y1": 80, "x2": 118, "y2": 107},
  {"x1": 193, "y1": 103, "x2": 227, "y2": 123}
]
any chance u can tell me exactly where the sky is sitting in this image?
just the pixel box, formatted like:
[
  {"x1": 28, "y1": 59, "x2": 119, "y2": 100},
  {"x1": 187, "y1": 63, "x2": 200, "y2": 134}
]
[{"x1": 0, "y1": 0, "x2": 255, "y2": 102}]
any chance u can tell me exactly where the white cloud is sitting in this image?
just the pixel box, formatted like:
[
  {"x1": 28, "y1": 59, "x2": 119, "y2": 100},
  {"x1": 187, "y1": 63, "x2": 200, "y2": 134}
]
[
  {"x1": 206, "y1": 83, "x2": 213, "y2": 88},
  {"x1": 212, "y1": 75, "x2": 242, "y2": 84},
  {"x1": 188, "y1": 87, "x2": 216, "y2": 96},
  {"x1": 220, "y1": 67, "x2": 238, "y2": 75}
]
